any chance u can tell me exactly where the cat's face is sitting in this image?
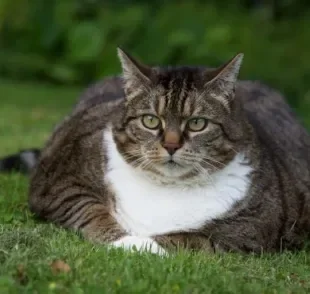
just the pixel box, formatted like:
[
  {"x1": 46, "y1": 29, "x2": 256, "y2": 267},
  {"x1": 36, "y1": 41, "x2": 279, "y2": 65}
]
[{"x1": 114, "y1": 49, "x2": 246, "y2": 182}]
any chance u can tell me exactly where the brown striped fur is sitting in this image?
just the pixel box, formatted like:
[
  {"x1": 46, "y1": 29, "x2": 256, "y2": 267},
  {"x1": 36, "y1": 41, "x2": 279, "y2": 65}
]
[{"x1": 29, "y1": 49, "x2": 310, "y2": 253}]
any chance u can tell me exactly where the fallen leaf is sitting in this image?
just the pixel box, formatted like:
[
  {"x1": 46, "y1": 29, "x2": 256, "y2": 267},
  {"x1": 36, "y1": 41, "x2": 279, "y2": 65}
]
[{"x1": 50, "y1": 260, "x2": 71, "y2": 275}]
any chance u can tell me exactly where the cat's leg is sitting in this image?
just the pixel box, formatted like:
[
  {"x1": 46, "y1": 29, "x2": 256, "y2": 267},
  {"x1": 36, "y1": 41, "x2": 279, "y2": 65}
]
[
  {"x1": 154, "y1": 224, "x2": 278, "y2": 254},
  {"x1": 154, "y1": 233, "x2": 216, "y2": 254},
  {"x1": 79, "y1": 209, "x2": 166, "y2": 255},
  {"x1": 29, "y1": 186, "x2": 123, "y2": 244},
  {"x1": 30, "y1": 186, "x2": 166, "y2": 255},
  {"x1": 77, "y1": 205, "x2": 126, "y2": 244}
]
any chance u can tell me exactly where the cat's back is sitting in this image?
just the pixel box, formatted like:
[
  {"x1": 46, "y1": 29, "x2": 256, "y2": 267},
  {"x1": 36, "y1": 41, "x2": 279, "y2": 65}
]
[
  {"x1": 238, "y1": 80, "x2": 310, "y2": 188},
  {"x1": 46, "y1": 76, "x2": 124, "y2": 148},
  {"x1": 73, "y1": 76, "x2": 124, "y2": 114}
]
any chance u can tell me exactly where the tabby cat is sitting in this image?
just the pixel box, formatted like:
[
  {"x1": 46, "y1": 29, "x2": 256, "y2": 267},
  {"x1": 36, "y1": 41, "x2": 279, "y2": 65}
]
[{"x1": 3, "y1": 48, "x2": 310, "y2": 255}]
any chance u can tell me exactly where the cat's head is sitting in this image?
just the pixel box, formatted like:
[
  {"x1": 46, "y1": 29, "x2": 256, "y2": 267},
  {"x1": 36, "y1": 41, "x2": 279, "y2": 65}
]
[{"x1": 113, "y1": 48, "x2": 251, "y2": 183}]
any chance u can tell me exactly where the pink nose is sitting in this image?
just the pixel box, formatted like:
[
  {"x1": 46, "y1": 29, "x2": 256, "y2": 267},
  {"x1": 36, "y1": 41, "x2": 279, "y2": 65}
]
[{"x1": 163, "y1": 142, "x2": 181, "y2": 155}]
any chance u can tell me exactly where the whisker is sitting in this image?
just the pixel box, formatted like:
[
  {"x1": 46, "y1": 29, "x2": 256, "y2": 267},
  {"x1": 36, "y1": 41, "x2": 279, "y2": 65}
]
[
  {"x1": 128, "y1": 157, "x2": 146, "y2": 168},
  {"x1": 176, "y1": 155, "x2": 221, "y2": 173},
  {"x1": 137, "y1": 158, "x2": 152, "y2": 171},
  {"x1": 203, "y1": 156, "x2": 226, "y2": 167},
  {"x1": 192, "y1": 163, "x2": 216, "y2": 187}
]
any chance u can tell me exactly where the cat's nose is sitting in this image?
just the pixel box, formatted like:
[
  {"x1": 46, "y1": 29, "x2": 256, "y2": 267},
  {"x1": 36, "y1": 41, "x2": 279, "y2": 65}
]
[
  {"x1": 163, "y1": 143, "x2": 181, "y2": 155},
  {"x1": 162, "y1": 130, "x2": 182, "y2": 155}
]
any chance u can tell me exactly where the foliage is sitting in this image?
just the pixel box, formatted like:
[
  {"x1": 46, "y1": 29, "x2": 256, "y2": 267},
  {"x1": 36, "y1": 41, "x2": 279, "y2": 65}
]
[{"x1": 0, "y1": 0, "x2": 310, "y2": 109}]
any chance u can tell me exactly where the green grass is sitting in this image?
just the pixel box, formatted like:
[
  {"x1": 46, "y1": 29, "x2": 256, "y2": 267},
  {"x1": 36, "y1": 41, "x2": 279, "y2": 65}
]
[{"x1": 1, "y1": 79, "x2": 310, "y2": 294}]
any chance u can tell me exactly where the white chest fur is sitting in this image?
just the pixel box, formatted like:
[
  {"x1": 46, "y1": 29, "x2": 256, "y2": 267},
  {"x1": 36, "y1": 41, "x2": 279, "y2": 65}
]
[{"x1": 104, "y1": 129, "x2": 252, "y2": 237}]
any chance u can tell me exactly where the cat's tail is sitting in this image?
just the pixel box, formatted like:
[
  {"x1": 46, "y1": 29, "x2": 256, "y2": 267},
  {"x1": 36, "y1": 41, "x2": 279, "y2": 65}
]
[{"x1": 0, "y1": 149, "x2": 41, "y2": 175}]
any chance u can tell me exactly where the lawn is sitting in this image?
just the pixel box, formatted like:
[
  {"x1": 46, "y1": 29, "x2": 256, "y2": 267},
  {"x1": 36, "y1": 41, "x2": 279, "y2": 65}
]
[{"x1": 1, "y1": 79, "x2": 310, "y2": 294}]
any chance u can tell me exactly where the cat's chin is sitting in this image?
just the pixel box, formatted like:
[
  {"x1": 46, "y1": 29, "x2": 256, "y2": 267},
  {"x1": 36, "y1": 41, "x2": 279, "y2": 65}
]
[
  {"x1": 163, "y1": 160, "x2": 182, "y2": 168},
  {"x1": 151, "y1": 162, "x2": 193, "y2": 179}
]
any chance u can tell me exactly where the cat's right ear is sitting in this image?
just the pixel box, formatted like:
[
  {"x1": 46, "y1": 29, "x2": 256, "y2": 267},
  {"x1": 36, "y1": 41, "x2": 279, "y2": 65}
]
[
  {"x1": 117, "y1": 48, "x2": 153, "y2": 99},
  {"x1": 203, "y1": 53, "x2": 244, "y2": 110}
]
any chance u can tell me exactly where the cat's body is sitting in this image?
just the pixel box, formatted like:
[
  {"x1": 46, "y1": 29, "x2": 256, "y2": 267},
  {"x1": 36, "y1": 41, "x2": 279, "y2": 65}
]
[{"x1": 3, "y1": 50, "x2": 310, "y2": 254}]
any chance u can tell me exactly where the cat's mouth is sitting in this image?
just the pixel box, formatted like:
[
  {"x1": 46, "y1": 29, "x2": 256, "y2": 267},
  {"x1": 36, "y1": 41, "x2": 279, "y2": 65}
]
[
  {"x1": 152, "y1": 157, "x2": 192, "y2": 178},
  {"x1": 164, "y1": 159, "x2": 181, "y2": 168}
]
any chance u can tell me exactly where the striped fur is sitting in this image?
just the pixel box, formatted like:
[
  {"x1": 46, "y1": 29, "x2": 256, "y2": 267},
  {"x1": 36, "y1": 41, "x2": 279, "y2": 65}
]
[{"x1": 21, "y1": 49, "x2": 310, "y2": 254}]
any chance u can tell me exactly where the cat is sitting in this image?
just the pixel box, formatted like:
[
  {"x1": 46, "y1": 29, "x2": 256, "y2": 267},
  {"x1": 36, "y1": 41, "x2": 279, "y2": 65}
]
[{"x1": 3, "y1": 48, "x2": 310, "y2": 255}]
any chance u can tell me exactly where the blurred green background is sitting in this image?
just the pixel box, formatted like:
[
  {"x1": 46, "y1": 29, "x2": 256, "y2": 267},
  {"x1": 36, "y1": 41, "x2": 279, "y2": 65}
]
[{"x1": 0, "y1": 0, "x2": 309, "y2": 113}]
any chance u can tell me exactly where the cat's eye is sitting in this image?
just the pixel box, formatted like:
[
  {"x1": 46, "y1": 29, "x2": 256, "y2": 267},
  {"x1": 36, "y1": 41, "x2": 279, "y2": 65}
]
[
  {"x1": 141, "y1": 115, "x2": 161, "y2": 130},
  {"x1": 187, "y1": 118, "x2": 208, "y2": 132}
]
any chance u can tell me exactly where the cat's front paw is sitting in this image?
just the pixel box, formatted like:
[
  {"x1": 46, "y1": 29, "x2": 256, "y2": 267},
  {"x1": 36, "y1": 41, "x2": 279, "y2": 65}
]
[{"x1": 111, "y1": 236, "x2": 167, "y2": 256}]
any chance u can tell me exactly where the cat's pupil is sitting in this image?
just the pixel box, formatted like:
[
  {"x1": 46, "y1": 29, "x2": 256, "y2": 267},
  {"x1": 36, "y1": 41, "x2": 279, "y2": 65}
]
[{"x1": 148, "y1": 117, "x2": 156, "y2": 125}]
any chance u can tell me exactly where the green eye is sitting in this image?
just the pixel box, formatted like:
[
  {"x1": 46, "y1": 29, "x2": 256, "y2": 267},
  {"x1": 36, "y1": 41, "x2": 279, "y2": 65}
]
[
  {"x1": 187, "y1": 118, "x2": 208, "y2": 132},
  {"x1": 142, "y1": 115, "x2": 161, "y2": 130}
]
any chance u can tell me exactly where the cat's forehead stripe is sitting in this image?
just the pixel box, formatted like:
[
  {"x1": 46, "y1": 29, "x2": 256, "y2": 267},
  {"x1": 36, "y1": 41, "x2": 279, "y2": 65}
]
[
  {"x1": 162, "y1": 75, "x2": 196, "y2": 117},
  {"x1": 182, "y1": 93, "x2": 194, "y2": 117},
  {"x1": 153, "y1": 69, "x2": 228, "y2": 118},
  {"x1": 178, "y1": 78, "x2": 189, "y2": 115},
  {"x1": 157, "y1": 95, "x2": 167, "y2": 116}
]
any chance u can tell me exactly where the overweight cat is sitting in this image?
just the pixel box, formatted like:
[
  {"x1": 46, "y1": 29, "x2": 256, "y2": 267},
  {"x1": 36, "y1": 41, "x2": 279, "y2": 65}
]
[{"x1": 4, "y1": 48, "x2": 310, "y2": 254}]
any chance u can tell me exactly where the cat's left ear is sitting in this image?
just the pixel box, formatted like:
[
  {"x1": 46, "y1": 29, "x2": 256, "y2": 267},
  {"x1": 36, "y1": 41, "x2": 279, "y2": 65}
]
[
  {"x1": 203, "y1": 53, "x2": 244, "y2": 107},
  {"x1": 117, "y1": 47, "x2": 153, "y2": 97}
]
